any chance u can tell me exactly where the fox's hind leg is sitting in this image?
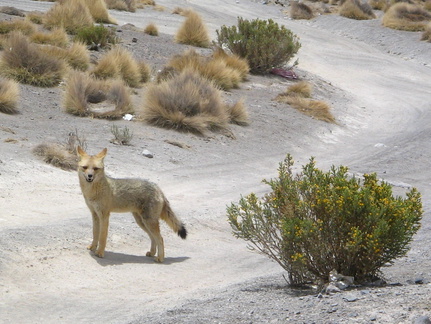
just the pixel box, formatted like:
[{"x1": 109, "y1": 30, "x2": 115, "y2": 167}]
[
  {"x1": 144, "y1": 218, "x2": 164, "y2": 263},
  {"x1": 133, "y1": 212, "x2": 157, "y2": 258}
]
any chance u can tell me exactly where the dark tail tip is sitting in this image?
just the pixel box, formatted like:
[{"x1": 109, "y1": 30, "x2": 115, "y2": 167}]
[{"x1": 178, "y1": 225, "x2": 187, "y2": 239}]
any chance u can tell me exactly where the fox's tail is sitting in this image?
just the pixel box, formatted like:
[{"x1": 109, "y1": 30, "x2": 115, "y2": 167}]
[{"x1": 161, "y1": 197, "x2": 187, "y2": 239}]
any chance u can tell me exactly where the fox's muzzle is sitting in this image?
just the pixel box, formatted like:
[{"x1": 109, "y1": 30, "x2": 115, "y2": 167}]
[{"x1": 85, "y1": 174, "x2": 94, "y2": 182}]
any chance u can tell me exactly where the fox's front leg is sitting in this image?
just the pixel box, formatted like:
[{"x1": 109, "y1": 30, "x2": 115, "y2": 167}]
[
  {"x1": 95, "y1": 212, "x2": 110, "y2": 258},
  {"x1": 87, "y1": 211, "x2": 99, "y2": 252}
]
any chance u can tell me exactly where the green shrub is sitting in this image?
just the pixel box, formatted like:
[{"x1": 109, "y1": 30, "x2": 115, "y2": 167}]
[
  {"x1": 216, "y1": 18, "x2": 301, "y2": 74},
  {"x1": 227, "y1": 154, "x2": 422, "y2": 285},
  {"x1": 74, "y1": 25, "x2": 118, "y2": 49}
]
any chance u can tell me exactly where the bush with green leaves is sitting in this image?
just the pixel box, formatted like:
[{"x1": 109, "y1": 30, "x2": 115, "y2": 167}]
[
  {"x1": 216, "y1": 18, "x2": 301, "y2": 74},
  {"x1": 227, "y1": 155, "x2": 422, "y2": 285},
  {"x1": 74, "y1": 25, "x2": 118, "y2": 49}
]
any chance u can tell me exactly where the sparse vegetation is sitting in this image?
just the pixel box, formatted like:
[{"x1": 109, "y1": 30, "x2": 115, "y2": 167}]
[
  {"x1": 74, "y1": 24, "x2": 118, "y2": 49},
  {"x1": 339, "y1": 0, "x2": 376, "y2": 19},
  {"x1": 228, "y1": 154, "x2": 423, "y2": 285},
  {"x1": 0, "y1": 78, "x2": 20, "y2": 114},
  {"x1": 216, "y1": 18, "x2": 301, "y2": 74},
  {"x1": 105, "y1": 0, "x2": 136, "y2": 12},
  {"x1": 44, "y1": 0, "x2": 94, "y2": 34},
  {"x1": 64, "y1": 71, "x2": 133, "y2": 119},
  {"x1": 110, "y1": 125, "x2": 133, "y2": 145},
  {"x1": 383, "y1": 2, "x2": 431, "y2": 31},
  {"x1": 39, "y1": 42, "x2": 90, "y2": 71},
  {"x1": 144, "y1": 23, "x2": 158, "y2": 36},
  {"x1": 141, "y1": 69, "x2": 230, "y2": 135},
  {"x1": 0, "y1": 32, "x2": 66, "y2": 87},
  {"x1": 290, "y1": 2, "x2": 314, "y2": 20},
  {"x1": 26, "y1": 12, "x2": 44, "y2": 25},
  {"x1": 175, "y1": 11, "x2": 211, "y2": 48},
  {"x1": 30, "y1": 28, "x2": 69, "y2": 47},
  {"x1": 0, "y1": 19, "x2": 37, "y2": 35}
]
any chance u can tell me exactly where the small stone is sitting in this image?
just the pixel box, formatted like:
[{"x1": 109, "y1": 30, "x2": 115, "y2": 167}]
[
  {"x1": 132, "y1": 37, "x2": 138, "y2": 43},
  {"x1": 142, "y1": 149, "x2": 153, "y2": 158},
  {"x1": 415, "y1": 278, "x2": 424, "y2": 284},
  {"x1": 343, "y1": 295, "x2": 359, "y2": 302}
]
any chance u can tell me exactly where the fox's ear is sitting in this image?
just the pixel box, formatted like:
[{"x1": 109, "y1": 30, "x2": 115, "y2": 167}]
[
  {"x1": 95, "y1": 148, "x2": 107, "y2": 160},
  {"x1": 77, "y1": 146, "x2": 87, "y2": 159}
]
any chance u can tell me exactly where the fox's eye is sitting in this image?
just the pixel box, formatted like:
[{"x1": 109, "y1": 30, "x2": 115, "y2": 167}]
[
  {"x1": 93, "y1": 167, "x2": 99, "y2": 171},
  {"x1": 82, "y1": 166, "x2": 88, "y2": 170}
]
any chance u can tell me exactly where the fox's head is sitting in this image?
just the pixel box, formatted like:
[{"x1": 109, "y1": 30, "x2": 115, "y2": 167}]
[{"x1": 77, "y1": 146, "x2": 107, "y2": 183}]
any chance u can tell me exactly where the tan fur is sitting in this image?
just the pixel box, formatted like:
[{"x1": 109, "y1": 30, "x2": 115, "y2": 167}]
[{"x1": 77, "y1": 147, "x2": 187, "y2": 262}]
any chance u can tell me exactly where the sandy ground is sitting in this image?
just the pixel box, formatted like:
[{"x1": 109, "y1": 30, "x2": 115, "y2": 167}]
[{"x1": 1, "y1": 0, "x2": 431, "y2": 323}]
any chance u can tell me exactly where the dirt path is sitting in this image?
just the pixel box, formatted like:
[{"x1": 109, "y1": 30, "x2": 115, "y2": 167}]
[{"x1": 1, "y1": 1, "x2": 431, "y2": 323}]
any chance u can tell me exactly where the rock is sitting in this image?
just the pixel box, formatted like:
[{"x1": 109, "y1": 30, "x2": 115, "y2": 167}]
[
  {"x1": 142, "y1": 149, "x2": 154, "y2": 158},
  {"x1": 343, "y1": 294, "x2": 359, "y2": 302},
  {"x1": 413, "y1": 315, "x2": 431, "y2": 324},
  {"x1": 325, "y1": 283, "x2": 341, "y2": 294}
]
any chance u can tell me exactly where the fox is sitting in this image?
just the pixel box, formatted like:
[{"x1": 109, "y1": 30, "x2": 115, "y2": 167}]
[{"x1": 77, "y1": 146, "x2": 187, "y2": 262}]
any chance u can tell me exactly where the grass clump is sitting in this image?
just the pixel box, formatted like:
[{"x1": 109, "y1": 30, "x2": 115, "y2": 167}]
[
  {"x1": 421, "y1": 22, "x2": 431, "y2": 41},
  {"x1": 84, "y1": 0, "x2": 117, "y2": 24},
  {"x1": 142, "y1": 69, "x2": 236, "y2": 135},
  {"x1": 0, "y1": 78, "x2": 20, "y2": 114},
  {"x1": 290, "y1": 2, "x2": 314, "y2": 20},
  {"x1": 383, "y1": 3, "x2": 431, "y2": 31},
  {"x1": 105, "y1": 0, "x2": 136, "y2": 12},
  {"x1": 0, "y1": 32, "x2": 66, "y2": 87},
  {"x1": 39, "y1": 42, "x2": 90, "y2": 71},
  {"x1": 175, "y1": 11, "x2": 211, "y2": 48},
  {"x1": 64, "y1": 71, "x2": 133, "y2": 119},
  {"x1": 92, "y1": 47, "x2": 141, "y2": 87},
  {"x1": 339, "y1": 0, "x2": 376, "y2": 19},
  {"x1": 144, "y1": 23, "x2": 158, "y2": 36},
  {"x1": 216, "y1": 17, "x2": 301, "y2": 74},
  {"x1": 30, "y1": 28, "x2": 69, "y2": 47},
  {"x1": 228, "y1": 154, "x2": 423, "y2": 285},
  {"x1": 44, "y1": 0, "x2": 94, "y2": 34},
  {"x1": 110, "y1": 125, "x2": 133, "y2": 145},
  {"x1": 0, "y1": 19, "x2": 37, "y2": 35},
  {"x1": 74, "y1": 24, "x2": 119, "y2": 49}
]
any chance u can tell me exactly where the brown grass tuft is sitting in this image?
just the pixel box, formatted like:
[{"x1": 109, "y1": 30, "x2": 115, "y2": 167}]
[
  {"x1": 30, "y1": 28, "x2": 69, "y2": 47},
  {"x1": 369, "y1": 0, "x2": 388, "y2": 10},
  {"x1": 84, "y1": 0, "x2": 117, "y2": 24},
  {"x1": 212, "y1": 47, "x2": 249, "y2": 81},
  {"x1": 0, "y1": 78, "x2": 20, "y2": 114},
  {"x1": 421, "y1": 22, "x2": 431, "y2": 41},
  {"x1": 64, "y1": 71, "x2": 133, "y2": 119},
  {"x1": 291, "y1": 2, "x2": 314, "y2": 20},
  {"x1": 105, "y1": 0, "x2": 136, "y2": 12},
  {"x1": 383, "y1": 3, "x2": 431, "y2": 30},
  {"x1": 227, "y1": 98, "x2": 249, "y2": 126},
  {"x1": 0, "y1": 19, "x2": 37, "y2": 35},
  {"x1": 92, "y1": 47, "x2": 141, "y2": 87},
  {"x1": 144, "y1": 23, "x2": 158, "y2": 36},
  {"x1": 0, "y1": 32, "x2": 66, "y2": 87},
  {"x1": 141, "y1": 69, "x2": 230, "y2": 135},
  {"x1": 172, "y1": 7, "x2": 193, "y2": 16},
  {"x1": 175, "y1": 11, "x2": 210, "y2": 48},
  {"x1": 33, "y1": 142, "x2": 78, "y2": 171},
  {"x1": 339, "y1": 0, "x2": 376, "y2": 20},
  {"x1": 285, "y1": 81, "x2": 313, "y2": 98},
  {"x1": 138, "y1": 61, "x2": 152, "y2": 83},
  {"x1": 39, "y1": 42, "x2": 90, "y2": 71},
  {"x1": 26, "y1": 12, "x2": 44, "y2": 25},
  {"x1": 44, "y1": 0, "x2": 94, "y2": 34}
]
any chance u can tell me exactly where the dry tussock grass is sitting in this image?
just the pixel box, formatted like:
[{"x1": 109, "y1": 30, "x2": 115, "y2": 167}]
[
  {"x1": 0, "y1": 78, "x2": 20, "y2": 114},
  {"x1": 144, "y1": 23, "x2": 158, "y2": 36},
  {"x1": 138, "y1": 61, "x2": 152, "y2": 83},
  {"x1": 0, "y1": 19, "x2": 37, "y2": 35},
  {"x1": 0, "y1": 32, "x2": 66, "y2": 87},
  {"x1": 84, "y1": 0, "x2": 117, "y2": 24},
  {"x1": 212, "y1": 47, "x2": 249, "y2": 81},
  {"x1": 175, "y1": 11, "x2": 210, "y2": 48},
  {"x1": 421, "y1": 22, "x2": 431, "y2": 41},
  {"x1": 369, "y1": 0, "x2": 388, "y2": 10},
  {"x1": 44, "y1": 0, "x2": 94, "y2": 34},
  {"x1": 92, "y1": 47, "x2": 141, "y2": 87},
  {"x1": 142, "y1": 69, "x2": 230, "y2": 135},
  {"x1": 276, "y1": 81, "x2": 335, "y2": 123},
  {"x1": 226, "y1": 98, "x2": 249, "y2": 126},
  {"x1": 30, "y1": 28, "x2": 69, "y2": 47},
  {"x1": 105, "y1": 0, "x2": 136, "y2": 12},
  {"x1": 383, "y1": 2, "x2": 431, "y2": 30},
  {"x1": 291, "y1": 2, "x2": 314, "y2": 19},
  {"x1": 64, "y1": 71, "x2": 133, "y2": 119},
  {"x1": 39, "y1": 42, "x2": 90, "y2": 71},
  {"x1": 26, "y1": 12, "x2": 44, "y2": 25},
  {"x1": 172, "y1": 7, "x2": 193, "y2": 16},
  {"x1": 339, "y1": 0, "x2": 376, "y2": 19}
]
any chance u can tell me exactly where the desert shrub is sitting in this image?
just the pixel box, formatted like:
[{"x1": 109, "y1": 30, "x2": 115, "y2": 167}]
[
  {"x1": 0, "y1": 19, "x2": 37, "y2": 35},
  {"x1": 64, "y1": 71, "x2": 133, "y2": 119},
  {"x1": 227, "y1": 155, "x2": 423, "y2": 285},
  {"x1": 216, "y1": 18, "x2": 301, "y2": 74},
  {"x1": 83, "y1": 0, "x2": 117, "y2": 24},
  {"x1": 39, "y1": 42, "x2": 90, "y2": 71},
  {"x1": 144, "y1": 23, "x2": 158, "y2": 36},
  {"x1": 0, "y1": 32, "x2": 66, "y2": 87},
  {"x1": 141, "y1": 69, "x2": 229, "y2": 135},
  {"x1": 369, "y1": 0, "x2": 388, "y2": 10},
  {"x1": 421, "y1": 22, "x2": 431, "y2": 41},
  {"x1": 175, "y1": 11, "x2": 210, "y2": 48},
  {"x1": 74, "y1": 24, "x2": 118, "y2": 49},
  {"x1": 105, "y1": 0, "x2": 136, "y2": 12},
  {"x1": 30, "y1": 28, "x2": 69, "y2": 47},
  {"x1": 0, "y1": 78, "x2": 20, "y2": 114},
  {"x1": 110, "y1": 125, "x2": 133, "y2": 145},
  {"x1": 339, "y1": 0, "x2": 376, "y2": 19},
  {"x1": 44, "y1": 0, "x2": 94, "y2": 34},
  {"x1": 382, "y1": 2, "x2": 431, "y2": 30},
  {"x1": 291, "y1": 2, "x2": 314, "y2": 20},
  {"x1": 92, "y1": 47, "x2": 141, "y2": 87},
  {"x1": 138, "y1": 61, "x2": 152, "y2": 83}
]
